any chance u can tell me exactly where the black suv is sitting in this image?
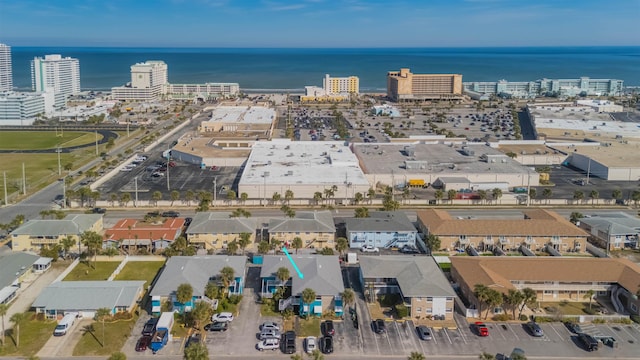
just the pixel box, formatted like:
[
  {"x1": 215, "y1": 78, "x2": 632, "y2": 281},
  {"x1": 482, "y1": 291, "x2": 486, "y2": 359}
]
[
  {"x1": 373, "y1": 319, "x2": 386, "y2": 334},
  {"x1": 320, "y1": 336, "x2": 334, "y2": 354},
  {"x1": 91, "y1": 207, "x2": 107, "y2": 214},
  {"x1": 141, "y1": 317, "x2": 158, "y2": 336},
  {"x1": 161, "y1": 211, "x2": 180, "y2": 218},
  {"x1": 578, "y1": 333, "x2": 598, "y2": 351},
  {"x1": 321, "y1": 320, "x2": 335, "y2": 336},
  {"x1": 281, "y1": 331, "x2": 296, "y2": 354}
]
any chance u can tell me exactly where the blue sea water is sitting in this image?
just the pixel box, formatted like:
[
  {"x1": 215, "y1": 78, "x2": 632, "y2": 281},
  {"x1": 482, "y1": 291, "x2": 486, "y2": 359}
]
[{"x1": 9, "y1": 47, "x2": 640, "y2": 92}]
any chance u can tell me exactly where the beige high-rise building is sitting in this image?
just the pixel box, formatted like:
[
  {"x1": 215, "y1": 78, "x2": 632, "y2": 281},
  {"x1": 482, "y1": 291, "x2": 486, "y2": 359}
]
[{"x1": 387, "y1": 68, "x2": 462, "y2": 101}]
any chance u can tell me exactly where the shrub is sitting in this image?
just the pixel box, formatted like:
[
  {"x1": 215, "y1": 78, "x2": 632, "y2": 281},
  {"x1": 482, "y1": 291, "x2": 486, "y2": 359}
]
[
  {"x1": 228, "y1": 295, "x2": 243, "y2": 305},
  {"x1": 395, "y1": 304, "x2": 409, "y2": 318},
  {"x1": 113, "y1": 312, "x2": 133, "y2": 320},
  {"x1": 492, "y1": 314, "x2": 511, "y2": 321},
  {"x1": 583, "y1": 307, "x2": 597, "y2": 315},
  {"x1": 613, "y1": 318, "x2": 632, "y2": 325},
  {"x1": 533, "y1": 316, "x2": 553, "y2": 323},
  {"x1": 631, "y1": 315, "x2": 640, "y2": 324},
  {"x1": 592, "y1": 318, "x2": 607, "y2": 324},
  {"x1": 519, "y1": 314, "x2": 529, "y2": 321}
]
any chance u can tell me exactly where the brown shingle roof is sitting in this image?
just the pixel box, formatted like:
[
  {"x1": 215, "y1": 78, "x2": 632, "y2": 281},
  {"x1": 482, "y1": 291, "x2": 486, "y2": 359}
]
[
  {"x1": 417, "y1": 209, "x2": 588, "y2": 237},
  {"x1": 451, "y1": 257, "x2": 640, "y2": 294}
]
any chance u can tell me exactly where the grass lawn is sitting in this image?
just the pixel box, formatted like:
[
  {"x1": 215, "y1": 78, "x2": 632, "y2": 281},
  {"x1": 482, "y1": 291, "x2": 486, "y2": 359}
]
[
  {"x1": 64, "y1": 261, "x2": 121, "y2": 281},
  {"x1": 0, "y1": 131, "x2": 93, "y2": 150},
  {"x1": 542, "y1": 301, "x2": 600, "y2": 316},
  {"x1": 72, "y1": 315, "x2": 138, "y2": 356},
  {"x1": 0, "y1": 153, "x2": 78, "y2": 194},
  {"x1": 172, "y1": 313, "x2": 190, "y2": 340},
  {"x1": 114, "y1": 261, "x2": 165, "y2": 286},
  {"x1": 0, "y1": 312, "x2": 57, "y2": 357},
  {"x1": 260, "y1": 302, "x2": 280, "y2": 317},
  {"x1": 296, "y1": 318, "x2": 321, "y2": 337}
]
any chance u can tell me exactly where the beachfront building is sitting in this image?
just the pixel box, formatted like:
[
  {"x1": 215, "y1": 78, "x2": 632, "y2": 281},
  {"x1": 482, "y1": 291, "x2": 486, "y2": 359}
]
[
  {"x1": 463, "y1": 77, "x2": 624, "y2": 99},
  {"x1": 31, "y1": 54, "x2": 81, "y2": 108},
  {"x1": 416, "y1": 209, "x2": 588, "y2": 253},
  {"x1": 0, "y1": 44, "x2": 12, "y2": 92},
  {"x1": 301, "y1": 74, "x2": 359, "y2": 102},
  {"x1": 237, "y1": 139, "x2": 371, "y2": 200},
  {"x1": 387, "y1": 68, "x2": 463, "y2": 102},
  {"x1": 111, "y1": 60, "x2": 169, "y2": 101},
  {"x1": 163, "y1": 82, "x2": 240, "y2": 101},
  {"x1": 450, "y1": 257, "x2": 640, "y2": 315},
  {"x1": 0, "y1": 91, "x2": 50, "y2": 125}
]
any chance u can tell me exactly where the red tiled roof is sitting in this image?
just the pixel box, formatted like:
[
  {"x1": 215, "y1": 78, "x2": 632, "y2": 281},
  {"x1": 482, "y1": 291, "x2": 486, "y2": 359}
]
[{"x1": 104, "y1": 218, "x2": 185, "y2": 242}]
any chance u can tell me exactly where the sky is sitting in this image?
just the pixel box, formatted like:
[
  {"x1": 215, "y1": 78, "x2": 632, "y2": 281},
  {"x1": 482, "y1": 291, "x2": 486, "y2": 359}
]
[{"x1": 1, "y1": 0, "x2": 639, "y2": 47}]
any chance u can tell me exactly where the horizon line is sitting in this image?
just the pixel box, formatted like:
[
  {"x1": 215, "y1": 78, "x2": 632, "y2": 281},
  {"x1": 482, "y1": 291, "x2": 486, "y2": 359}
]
[{"x1": 7, "y1": 45, "x2": 640, "y2": 49}]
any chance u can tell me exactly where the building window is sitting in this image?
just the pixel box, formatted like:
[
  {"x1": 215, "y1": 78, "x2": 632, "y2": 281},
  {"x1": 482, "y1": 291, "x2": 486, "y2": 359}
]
[
  {"x1": 459, "y1": 235, "x2": 467, "y2": 241},
  {"x1": 485, "y1": 235, "x2": 492, "y2": 242},
  {"x1": 416, "y1": 307, "x2": 422, "y2": 313},
  {"x1": 415, "y1": 298, "x2": 422, "y2": 302},
  {"x1": 426, "y1": 308, "x2": 432, "y2": 313},
  {"x1": 544, "y1": 290, "x2": 553, "y2": 295},
  {"x1": 446, "y1": 308, "x2": 453, "y2": 313},
  {"x1": 446, "y1": 297, "x2": 453, "y2": 301},
  {"x1": 426, "y1": 297, "x2": 433, "y2": 302},
  {"x1": 552, "y1": 236, "x2": 560, "y2": 242},
  {"x1": 631, "y1": 303, "x2": 638, "y2": 312}
]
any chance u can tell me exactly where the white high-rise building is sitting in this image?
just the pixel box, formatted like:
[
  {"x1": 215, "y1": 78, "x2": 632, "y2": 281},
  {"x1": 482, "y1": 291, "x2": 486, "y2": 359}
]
[
  {"x1": 31, "y1": 54, "x2": 81, "y2": 106},
  {"x1": 112, "y1": 60, "x2": 168, "y2": 101},
  {"x1": 0, "y1": 44, "x2": 13, "y2": 92}
]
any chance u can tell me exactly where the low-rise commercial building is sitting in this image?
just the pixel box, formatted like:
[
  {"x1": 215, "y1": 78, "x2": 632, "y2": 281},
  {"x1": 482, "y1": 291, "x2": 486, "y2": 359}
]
[
  {"x1": 416, "y1": 209, "x2": 588, "y2": 253},
  {"x1": 186, "y1": 212, "x2": 257, "y2": 251},
  {"x1": 387, "y1": 68, "x2": 463, "y2": 101},
  {"x1": 268, "y1": 211, "x2": 336, "y2": 250},
  {"x1": 360, "y1": 256, "x2": 456, "y2": 321},
  {"x1": 11, "y1": 214, "x2": 103, "y2": 252},
  {"x1": 345, "y1": 211, "x2": 417, "y2": 249},
  {"x1": 450, "y1": 257, "x2": 640, "y2": 315}
]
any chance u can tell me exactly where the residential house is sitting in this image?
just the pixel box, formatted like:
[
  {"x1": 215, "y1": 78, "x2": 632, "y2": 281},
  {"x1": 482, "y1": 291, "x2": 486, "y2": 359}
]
[
  {"x1": 578, "y1": 212, "x2": 640, "y2": 250},
  {"x1": 186, "y1": 212, "x2": 257, "y2": 251},
  {"x1": 0, "y1": 252, "x2": 49, "y2": 304},
  {"x1": 260, "y1": 255, "x2": 345, "y2": 316},
  {"x1": 416, "y1": 209, "x2": 588, "y2": 253},
  {"x1": 345, "y1": 211, "x2": 417, "y2": 249},
  {"x1": 104, "y1": 218, "x2": 185, "y2": 252},
  {"x1": 10, "y1": 214, "x2": 103, "y2": 252},
  {"x1": 150, "y1": 255, "x2": 246, "y2": 313},
  {"x1": 450, "y1": 257, "x2": 640, "y2": 316},
  {"x1": 359, "y1": 256, "x2": 456, "y2": 321},
  {"x1": 32, "y1": 281, "x2": 145, "y2": 319},
  {"x1": 268, "y1": 211, "x2": 336, "y2": 250}
]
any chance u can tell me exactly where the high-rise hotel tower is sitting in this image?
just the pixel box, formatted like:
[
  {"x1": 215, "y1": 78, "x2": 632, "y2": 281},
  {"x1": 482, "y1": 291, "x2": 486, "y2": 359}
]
[
  {"x1": 31, "y1": 54, "x2": 81, "y2": 98},
  {"x1": 0, "y1": 44, "x2": 13, "y2": 92}
]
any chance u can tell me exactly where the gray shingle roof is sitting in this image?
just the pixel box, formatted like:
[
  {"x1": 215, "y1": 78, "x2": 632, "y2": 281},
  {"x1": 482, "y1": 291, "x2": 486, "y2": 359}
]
[
  {"x1": 0, "y1": 252, "x2": 39, "y2": 289},
  {"x1": 32, "y1": 281, "x2": 145, "y2": 311},
  {"x1": 346, "y1": 211, "x2": 416, "y2": 233},
  {"x1": 359, "y1": 256, "x2": 455, "y2": 298},
  {"x1": 260, "y1": 255, "x2": 344, "y2": 296},
  {"x1": 269, "y1": 211, "x2": 335, "y2": 233},
  {"x1": 11, "y1": 214, "x2": 102, "y2": 236},
  {"x1": 580, "y1": 212, "x2": 640, "y2": 235},
  {"x1": 186, "y1": 212, "x2": 256, "y2": 235},
  {"x1": 150, "y1": 255, "x2": 247, "y2": 297}
]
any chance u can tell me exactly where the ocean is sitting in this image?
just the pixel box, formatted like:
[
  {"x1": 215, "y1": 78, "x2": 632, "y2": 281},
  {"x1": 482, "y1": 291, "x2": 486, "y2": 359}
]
[{"x1": 9, "y1": 47, "x2": 640, "y2": 92}]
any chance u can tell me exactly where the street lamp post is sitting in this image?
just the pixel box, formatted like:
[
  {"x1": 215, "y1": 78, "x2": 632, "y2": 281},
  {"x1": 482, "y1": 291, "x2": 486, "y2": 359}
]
[
  {"x1": 213, "y1": 176, "x2": 217, "y2": 207},
  {"x1": 262, "y1": 172, "x2": 269, "y2": 206}
]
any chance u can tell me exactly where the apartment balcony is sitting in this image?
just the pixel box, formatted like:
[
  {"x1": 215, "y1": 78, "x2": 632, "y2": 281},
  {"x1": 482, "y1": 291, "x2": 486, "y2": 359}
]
[
  {"x1": 524, "y1": 238, "x2": 537, "y2": 245},
  {"x1": 499, "y1": 238, "x2": 511, "y2": 245},
  {"x1": 513, "y1": 283, "x2": 611, "y2": 292}
]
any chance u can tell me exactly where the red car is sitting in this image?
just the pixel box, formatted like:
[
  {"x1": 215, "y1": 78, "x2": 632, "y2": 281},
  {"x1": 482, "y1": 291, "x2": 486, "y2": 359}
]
[
  {"x1": 135, "y1": 336, "x2": 151, "y2": 351},
  {"x1": 474, "y1": 322, "x2": 489, "y2": 337}
]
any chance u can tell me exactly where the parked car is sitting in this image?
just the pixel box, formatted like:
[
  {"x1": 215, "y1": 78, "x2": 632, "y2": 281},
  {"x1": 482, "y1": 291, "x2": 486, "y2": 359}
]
[
  {"x1": 373, "y1": 319, "x2": 386, "y2": 334},
  {"x1": 282, "y1": 331, "x2": 296, "y2": 354},
  {"x1": 257, "y1": 338, "x2": 279, "y2": 351},
  {"x1": 135, "y1": 336, "x2": 151, "y2": 352},
  {"x1": 474, "y1": 322, "x2": 489, "y2": 337},
  {"x1": 161, "y1": 211, "x2": 180, "y2": 218},
  {"x1": 399, "y1": 245, "x2": 420, "y2": 254},
  {"x1": 185, "y1": 333, "x2": 201, "y2": 348},
  {"x1": 361, "y1": 245, "x2": 380, "y2": 253},
  {"x1": 142, "y1": 318, "x2": 158, "y2": 336},
  {"x1": 260, "y1": 321, "x2": 280, "y2": 331},
  {"x1": 321, "y1": 320, "x2": 335, "y2": 336},
  {"x1": 564, "y1": 321, "x2": 582, "y2": 334},
  {"x1": 91, "y1": 207, "x2": 107, "y2": 214},
  {"x1": 184, "y1": 217, "x2": 193, "y2": 227},
  {"x1": 525, "y1": 322, "x2": 544, "y2": 337},
  {"x1": 204, "y1": 321, "x2": 228, "y2": 332},
  {"x1": 211, "y1": 312, "x2": 234, "y2": 323},
  {"x1": 578, "y1": 333, "x2": 599, "y2": 351},
  {"x1": 416, "y1": 325, "x2": 432, "y2": 340},
  {"x1": 259, "y1": 328, "x2": 281, "y2": 340},
  {"x1": 320, "y1": 336, "x2": 334, "y2": 354},
  {"x1": 304, "y1": 336, "x2": 317, "y2": 354}
]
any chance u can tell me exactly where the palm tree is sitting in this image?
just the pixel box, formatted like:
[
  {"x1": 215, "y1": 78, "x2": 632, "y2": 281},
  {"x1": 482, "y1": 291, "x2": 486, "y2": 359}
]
[
  {"x1": 518, "y1": 287, "x2": 537, "y2": 318},
  {"x1": 220, "y1": 266, "x2": 235, "y2": 297},
  {"x1": 60, "y1": 236, "x2": 76, "y2": 259},
  {"x1": 309, "y1": 350, "x2": 325, "y2": 360},
  {"x1": 477, "y1": 190, "x2": 487, "y2": 204},
  {"x1": 301, "y1": 288, "x2": 317, "y2": 317},
  {"x1": 151, "y1": 191, "x2": 162, "y2": 206},
  {"x1": 313, "y1": 192, "x2": 323, "y2": 206},
  {"x1": 407, "y1": 352, "x2": 426, "y2": 360},
  {"x1": 9, "y1": 312, "x2": 27, "y2": 348},
  {"x1": 569, "y1": 212, "x2": 583, "y2": 224},
  {"x1": 426, "y1": 234, "x2": 441, "y2": 253},
  {"x1": 240, "y1": 192, "x2": 248, "y2": 204},
  {"x1": 434, "y1": 190, "x2": 444, "y2": 204},
  {"x1": 589, "y1": 190, "x2": 599, "y2": 205},
  {"x1": 170, "y1": 190, "x2": 180, "y2": 206},
  {"x1": 96, "y1": 307, "x2": 111, "y2": 347},
  {"x1": 611, "y1": 189, "x2": 622, "y2": 202},
  {"x1": 176, "y1": 283, "x2": 194, "y2": 315},
  {"x1": 284, "y1": 189, "x2": 294, "y2": 205},
  {"x1": 485, "y1": 289, "x2": 503, "y2": 320},
  {"x1": 184, "y1": 342, "x2": 209, "y2": 360},
  {"x1": 120, "y1": 192, "x2": 131, "y2": 207},
  {"x1": 226, "y1": 240, "x2": 238, "y2": 255},
  {"x1": 529, "y1": 188, "x2": 537, "y2": 202},
  {"x1": 503, "y1": 289, "x2": 525, "y2": 320},
  {"x1": 478, "y1": 352, "x2": 495, "y2": 360},
  {"x1": 237, "y1": 233, "x2": 252, "y2": 255},
  {"x1": 367, "y1": 188, "x2": 376, "y2": 204},
  {"x1": 573, "y1": 190, "x2": 584, "y2": 203},
  {"x1": 272, "y1": 192, "x2": 282, "y2": 205},
  {"x1": 354, "y1": 207, "x2": 369, "y2": 218},
  {"x1": 353, "y1": 192, "x2": 364, "y2": 205},
  {"x1": 473, "y1": 284, "x2": 490, "y2": 319},
  {"x1": 583, "y1": 289, "x2": 596, "y2": 310},
  {"x1": 447, "y1": 189, "x2": 457, "y2": 203},
  {"x1": 107, "y1": 352, "x2": 126, "y2": 360},
  {"x1": 257, "y1": 240, "x2": 270, "y2": 254},
  {"x1": 633, "y1": 190, "x2": 640, "y2": 208},
  {"x1": 341, "y1": 288, "x2": 355, "y2": 310},
  {"x1": 290, "y1": 354, "x2": 304, "y2": 360},
  {"x1": 276, "y1": 267, "x2": 290, "y2": 286},
  {"x1": 185, "y1": 190, "x2": 195, "y2": 206},
  {"x1": 0, "y1": 303, "x2": 7, "y2": 346},
  {"x1": 191, "y1": 301, "x2": 213, "y2": 330},
  {"x1": 492, "y1": 188, "x2": 503, "y2": 204},
  {"x1": 292, "y1": 237, "x2": 303, "y2": 254},
  {"x1": 81, "y1": 230, "x2": 103, "y2": 269},
  {"x1": 335, "y1": 237, "x2": 348, "y2": 255}
]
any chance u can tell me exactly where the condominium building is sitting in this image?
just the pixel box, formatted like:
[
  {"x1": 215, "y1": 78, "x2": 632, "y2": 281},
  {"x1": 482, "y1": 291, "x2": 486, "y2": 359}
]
[
  {"x1": 111, "y1": 60, "x2": 168, "y2": 101},
  {"x1": 0, "y1": 44, "x2": 12, "y2": 92},
  {"x1": 0, "y1": 91, "x2": 62, "y2": 125},
  {"x1": 31, "y1": 54, "x2": 81, "y2": 107},
  {"x1": 463, "y1": 77, "x2": 624, "y2": 99},
  {"x1": 387, "y1": 68, "x2": 463, "y2": 101},
  {"x1": 323, "y1": 74, "x2": 359, "y2": 95},
  {"x1": 163, "y1": 82, "x2": 240, "y2": 101}
]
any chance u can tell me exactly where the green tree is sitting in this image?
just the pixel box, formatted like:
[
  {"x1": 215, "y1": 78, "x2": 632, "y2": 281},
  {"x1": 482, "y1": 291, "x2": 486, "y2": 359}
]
[
  {"x1": 477, "y1": 190, "x2": 487, "y2": 204},
  {"x1": 434, "y1": 189, "x2": 444, "y2": 204},
  {"x1": 96, "y1": 307, "x2": 111, "y2": 348},
  {"x1": 191, "y1": 301, "x2": 214, "y2": 330},
  {"x1": 9, "y1": 312, "x2": 27, "y2": 348},
  {"x1": 284, "y1": 189, "x2": 294, "y2": 205},
  {"x1": 185, "y1": 190, "x2": 195, "y2": 206},
  {"x1": 301, "y1": 288, "x2": 317, "y2": 317},
  {"x1": 220, "y1": 266, "x2": 235, "y2": 297},
  {"x1": 170, "y1": 190, "x2": 180, "y2": 206},
  {"x1": 529, "y1": 188, "x2": 537, "y2": 201},
  {"x1": 276, "y1": 267, "x2": 290, "y2": 286},
  {"x1": 184, "y1": 342, "x2": 209, "y2": 360},
  {"x1": 238, "y1": 232, "x2": 252, "y2": 255},
  {"x1": 313, "y1": 192, "x2": 323, "y2": 206},
  {"x1": 542, "y1": 188, "x2": 552, "y2": 204},
  {"x1": 447, "y1": 189, "x2": 457, "y2": 202},
  {"x1": 354, "y1": 207, "x2": 369, "y2": 218},
  {"x1": 583, "y1": 289, "x2": 596, "y2": 310},
  {"x1": 589, "y1": 190, "x2": 599, "y2": 205},
  {"x1": 292, "y1": 236, "x2": 303, "y2": 254},
  {"x1": 518, "y1": 287, "x2": 537, "y2": 318},
  {"x1": 492, "y1": 188, "x2": 503, "y2": 204},
  {"x1": 226, "y1": 240, "x2": 238, "y2": 255},
  {"x1": 335, "y1": 237, "x2": 348, "y2": 255},
  {"x1": 408, "y1": 352, "x2": 426, "y2": 360},
  {"x1": 478, "y1": 352, "x2": 495, "y2": 360},
  {"x1": 272, "y1": 192, "x2": 282, "y2": 205},
  {"x1": 341, "y1": 288, "x2": 355, "y2": 310},
  {"x1": 107, "y1": 352, "x2": 126, "y2": 360},
  {"x1": 367, "y1": 187, "x2": 376, "y2": 204},
  {"x1": 569, "y1": 212, "x2": 583, "y2": 224},
  {"x1": 484, "y1": 288, "x2": 503, "y2": 320},
  {"x1": 353, "y1": 192, "x2": 364, "y2": 205},
  {"x1": 310, "y1": 350, "x2": 325, "y2": 360},
  {"x1": 60, "y1": 236, "x2": 77, "y2": 259},
  {"x1": 426, "y1": 234, "x2": 441, "y2": 253},
  {"x1": 151, "y1": 191, "x2": 163, "y2": 206},
  {"x1": 120, "y1": 192, "x2": 132, "y2": 207},
  {"x1": 290, "y1": 354, "x2": 303, "y2": 360},
  {"x1": 473, "y1": 284, "x2": 490, "y2": 320},
  {"x1": 257, "y1": 240, "x2": 270, "y2": 254},
  {"x1": 205, "y1": 282, "x2": 220, "y2": 300},
  {"x1": 240, "y1": 192, "x2": 248, "y2": 204},
  {"x1": 81, "y1": 230, "x2": 103, "y2": 269},
  {"x1": 503, "y1": 289, "x2": 525, "y2": 320},
  {"x1": 0, "y1": 303, "x2": 7, "y2": 347},
  {"x1": 573, "y1": 190, "x2": 584, "y2": 202},
  {"x1": 176, "y1": 283, "x2": 194, "y2": 317},
  {"x1": 611, "y1": 189, "x2": 622, "y2": 202}
]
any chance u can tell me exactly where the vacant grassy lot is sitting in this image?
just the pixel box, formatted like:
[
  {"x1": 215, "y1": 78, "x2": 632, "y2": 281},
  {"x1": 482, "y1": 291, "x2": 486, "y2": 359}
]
[
  {"x1": 0, "y1": 312, "x2": 57, "y2": 356},
  {"x1": 73, "y1": 315, "x2": 137, "y2": 356},
  {"x1": 0, "y1": 131, "x2": 96, "y2": 150},
  {"x1": 114, "y1": 261, "x2": 165, "y2": 286},
  {"x1": 64, "y1": 261, "x2": 121, "y2": 281},
  {"x1": 296, "y1": 317, "x2": 321, "y2": 337}
]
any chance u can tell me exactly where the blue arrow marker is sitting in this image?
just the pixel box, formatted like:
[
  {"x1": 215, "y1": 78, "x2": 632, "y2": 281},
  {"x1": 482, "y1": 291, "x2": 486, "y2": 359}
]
[{"x1": 282, "y1": 247, "x2": 304, "y2": 279}]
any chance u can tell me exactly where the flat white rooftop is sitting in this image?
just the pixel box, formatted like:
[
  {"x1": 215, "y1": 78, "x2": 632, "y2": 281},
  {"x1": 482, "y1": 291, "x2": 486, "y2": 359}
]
[
  {"x1": 530, "y1": 105, "x2": 640, "y2": 138},
  {"x1": 239, "y1": 140, "x2": 369, "y2": 186},
  {"x1": 206, "y1": 105, "x2": 275, "y2": 124}
]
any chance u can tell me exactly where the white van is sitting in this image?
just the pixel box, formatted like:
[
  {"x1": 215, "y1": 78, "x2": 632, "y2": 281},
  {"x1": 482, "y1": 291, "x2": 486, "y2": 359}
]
[{"x1": 54, "y1": 312, "x2": 78, "y2": 336}]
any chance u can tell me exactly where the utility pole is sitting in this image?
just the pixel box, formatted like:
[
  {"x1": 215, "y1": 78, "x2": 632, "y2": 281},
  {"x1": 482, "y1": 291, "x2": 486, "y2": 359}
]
[
  {"x1": 95, "y1": 130, "x2": 99, "y2": 156},
  {"x1": 3, "y1": 172, "x2": 7, "y2": 206},
  {"x1": 586, "y1": 158, "x2": 591, "y2": 185},
  {"x1": 213, "y1": 176, "x2": 217, "y2": 207},
  {"x1": 134, "y1": 176, "x2": 138, "y2": 207},
  {"x1": 22, "y1": 163, "x2": 26, "y2": 195},
  {"x1": 57, "y1": 146, "x2": 62, "y2": 176},
  {"x1": 62, "y1": 177, "x2": 66, "y2": 209}
]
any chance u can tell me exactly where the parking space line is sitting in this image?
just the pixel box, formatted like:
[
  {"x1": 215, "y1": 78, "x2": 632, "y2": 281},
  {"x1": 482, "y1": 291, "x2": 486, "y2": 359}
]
[
  {"x1": 394, "y1": 322, "x2": 407, "y2": 353},
  {"x1": 549, "y1": 323, "x2": 567, "y2": 341},
  {"x1": 507, "y1": 323, "x2": 520, "y2": 341},
  {"x1": 615, "y1": 325, "x2": 639, "y2": 343},
  {"x1": 457, "y1": 326, "x2": 468, "y2": 344},
  {"x1": 431, "y1": 327, "x2": 438, "y2": 345},
  {"x1": 443, "y1": 328, "x2": 453, "y2": 344},
  {"x1": 493, "y1": 323, "x2": 507, "y2": 341}
]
